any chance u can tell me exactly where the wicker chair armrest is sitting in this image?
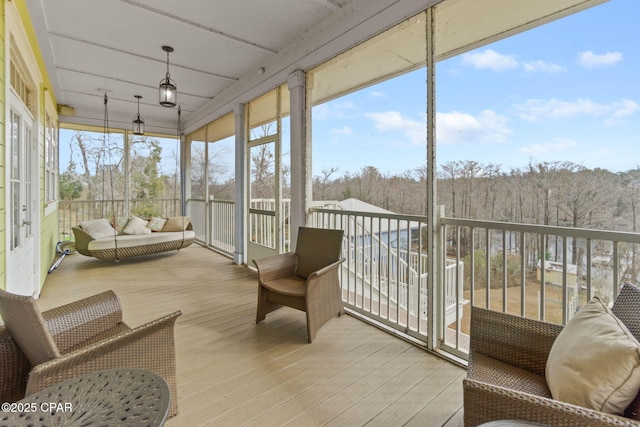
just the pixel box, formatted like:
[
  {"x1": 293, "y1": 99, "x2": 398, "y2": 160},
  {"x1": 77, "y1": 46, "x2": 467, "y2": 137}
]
[
  {"x1": 469, "y1": 306, "x2": 564, "y2": 377},
  {"x1": 306, "y1": 258, "x2": 345, "y2": 282},
  {"x1": 71, "y1": 226, "x2": 94, "y2": 257},
  {"x1": 253, "y1": 253, "x2": 298, "y2": 281},
  {"x1": 26, "y1": 310, "x2": 182, "y2": 416},
  {"x1": 42, "y1": 291, "x2": 124, "y2": 353},
  {"x1": 0, "y1": 326, "x2": 30, "y2": 403},
  {"x1": 463, "y1": 378, "x2": 640, "y2": 427},
  {"x1": 305, "y1": 260, "x2": 345, "y2": 305}
]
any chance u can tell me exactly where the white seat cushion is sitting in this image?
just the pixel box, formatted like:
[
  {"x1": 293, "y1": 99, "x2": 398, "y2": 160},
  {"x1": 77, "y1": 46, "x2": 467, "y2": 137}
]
[{"x1": 88, "y1": 230, "x2": 195, "y2": 251}]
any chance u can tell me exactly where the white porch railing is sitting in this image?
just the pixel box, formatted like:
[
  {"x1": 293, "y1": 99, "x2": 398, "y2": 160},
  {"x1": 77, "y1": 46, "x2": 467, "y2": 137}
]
[
  {"x1": 210, "y1": 200, "x2": 235, "y2": 254},
  {"x1": 187, "y1": 199, "x2": 236, "y2": 255},
  {"x1": 309, "y1": 207, "x2": 462, "y2": 346},
  {"x1": 248, "y1": 199, "x2": 291, "y2": 252},
  {"x1": 62, "y1": 199, "x2": 640, "y2": 364},
  {"x1": 440, "y1": 217, "x2": 640, "y2": 359},
  {"x1": 58, "y1": 199, "x2": 181, "y2": 241}
]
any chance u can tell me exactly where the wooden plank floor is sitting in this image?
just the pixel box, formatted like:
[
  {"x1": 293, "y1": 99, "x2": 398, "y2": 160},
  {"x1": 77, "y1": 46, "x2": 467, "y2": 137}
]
[{"x1": 40, "y1": 245, "x2": 465, "y2": 427}]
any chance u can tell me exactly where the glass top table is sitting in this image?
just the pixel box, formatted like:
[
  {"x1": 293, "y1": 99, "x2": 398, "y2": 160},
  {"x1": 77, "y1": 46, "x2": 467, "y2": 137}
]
[{"x1": 0, "y1": 368, "x2": 170, "y2": 427}]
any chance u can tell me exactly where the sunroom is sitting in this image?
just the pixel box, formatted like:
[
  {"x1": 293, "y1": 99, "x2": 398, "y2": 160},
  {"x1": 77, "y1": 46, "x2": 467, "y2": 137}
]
[{"x1": 3, "y1": 0, "x2": 640, "y2": 425}]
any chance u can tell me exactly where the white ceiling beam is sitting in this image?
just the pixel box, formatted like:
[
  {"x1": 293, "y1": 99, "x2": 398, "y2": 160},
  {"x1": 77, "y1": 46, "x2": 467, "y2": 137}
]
[
  {"x1": 118, "y1": 0, "x2": 277, "y2": 54},
  {"x1": 311, "y1": 0, "x2": 341, "y2": 11},
  {"x1": 49, "y1": 32, "x2": 239, "y2": 81}
]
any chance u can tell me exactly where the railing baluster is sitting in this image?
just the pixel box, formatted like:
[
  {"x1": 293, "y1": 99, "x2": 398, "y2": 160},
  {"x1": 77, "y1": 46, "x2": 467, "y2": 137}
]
[
  {"x1": 470, "y1": 226, "x2": 475, "y2": 309},
  {"x1": 502, "y1": 229, "x2": 507, "y2": 314},
  {"x1": 520, "y1": 231, "x2": 526, "y2": 318},
  {"x1": 485, "y1": 228, "x2": 490, "y2": 310},
  {"x1": 613, "y1": 241, "x2": 620, "y2": 298},
  {"x1": 562, "y1": 235, "x2": 568, "y2": 324},
  {"x1": 540, "y1": 233, "x2": 547, "y2": 322},
  {"x1": 586, "y1": 238, "x2": 592, "y2": 300},
  {"x1": 377, "y1": 216, "x2": 382, "y2": 316}
]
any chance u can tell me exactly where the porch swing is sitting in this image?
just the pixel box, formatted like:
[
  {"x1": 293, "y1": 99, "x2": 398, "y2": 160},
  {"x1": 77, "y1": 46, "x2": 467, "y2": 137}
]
[{"x1": 72, "y1": 94, "x2": 195, "y2": 261}]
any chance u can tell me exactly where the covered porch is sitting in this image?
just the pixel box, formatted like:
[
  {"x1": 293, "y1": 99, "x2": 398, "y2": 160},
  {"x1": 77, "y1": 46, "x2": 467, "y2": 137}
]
[
  {"x1": 3, "y1": 0, "x2": 639, "y2": 424},
  {"x1": 40, "y1": 245, "x2": 465, "y2": 427}
]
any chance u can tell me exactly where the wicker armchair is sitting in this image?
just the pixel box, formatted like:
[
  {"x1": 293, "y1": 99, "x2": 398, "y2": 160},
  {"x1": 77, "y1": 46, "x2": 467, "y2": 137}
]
[
  {"x1": 0, "y1": 289, "x2": 181, "y2": 417},
  {"x1": 463, "y1": 284, "x2": 640, "y2": 427},
  {"x1": 253, "y1": 227, "x2": 345, "y2": 343}
]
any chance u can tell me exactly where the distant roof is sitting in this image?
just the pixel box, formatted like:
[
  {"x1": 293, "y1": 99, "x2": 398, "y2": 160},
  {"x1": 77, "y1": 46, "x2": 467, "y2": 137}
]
[
  {"x1": 338, "y1": 198, "x2": 395, "y2": 214},
  {"x1": 313, "y1": 198, "x2": 420, "y2": 235}
]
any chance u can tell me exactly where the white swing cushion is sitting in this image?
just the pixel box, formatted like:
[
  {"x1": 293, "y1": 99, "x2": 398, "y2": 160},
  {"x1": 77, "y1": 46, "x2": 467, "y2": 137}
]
[
  {"x1": 122, "y1": 216, "x2": 149, "y2": 235},
  {"x1": 80, "y1": 218, "x2": 117, "y2": 239},
  {"x1": 87, "y1": 229, "x2": 196, "y2": 252}
]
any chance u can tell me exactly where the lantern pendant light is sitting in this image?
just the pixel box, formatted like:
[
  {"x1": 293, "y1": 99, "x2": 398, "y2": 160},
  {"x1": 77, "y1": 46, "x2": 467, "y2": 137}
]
[
  {"x1": 132, "y1": 95, "x2": 145, "y2": 135},
  {"x1": 159, "y1": 46, "x2": 177, "y2": 107}
]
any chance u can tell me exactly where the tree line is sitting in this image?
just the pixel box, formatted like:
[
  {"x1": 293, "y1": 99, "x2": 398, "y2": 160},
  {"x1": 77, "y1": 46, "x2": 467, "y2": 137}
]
[
  {"x1": 313, "y1": 160, "x2": 640, "y2": 233},
  {"x1": 61, "y1": 130, "x2": 640, "y2": 235}
]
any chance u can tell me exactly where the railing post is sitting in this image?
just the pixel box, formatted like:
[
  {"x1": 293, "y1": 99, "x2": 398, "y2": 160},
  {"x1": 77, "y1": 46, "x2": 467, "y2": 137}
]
[{"x1": 430, "y1": 205, "x2": 444, "y2": 350}]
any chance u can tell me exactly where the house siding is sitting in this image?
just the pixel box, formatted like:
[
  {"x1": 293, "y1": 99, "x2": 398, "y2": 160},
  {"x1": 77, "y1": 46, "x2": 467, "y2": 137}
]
[
  {"x1": 4, "y1": 0, "x2": 59, "y2": 292},
  {"x1": 0, "y1": 0, "x2": 6, "y2": 290}
]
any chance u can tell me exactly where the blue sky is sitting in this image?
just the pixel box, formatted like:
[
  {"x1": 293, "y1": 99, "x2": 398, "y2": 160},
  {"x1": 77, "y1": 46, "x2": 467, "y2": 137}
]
[
  {"x1": 60, "y1": 1, "x2": 638, "y2": 182},
  {"x1": 311, "y1": 0, "x2": 639, "y2": 177}
]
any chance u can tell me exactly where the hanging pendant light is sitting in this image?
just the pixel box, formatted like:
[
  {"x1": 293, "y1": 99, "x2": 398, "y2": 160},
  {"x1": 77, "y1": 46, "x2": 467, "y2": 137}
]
[
  {"x1": 132, "y1": 95, "x2": 145, "y2": 135},
  {"x1": 159, "y1": 45, "x2": 177, "y2": 107}
]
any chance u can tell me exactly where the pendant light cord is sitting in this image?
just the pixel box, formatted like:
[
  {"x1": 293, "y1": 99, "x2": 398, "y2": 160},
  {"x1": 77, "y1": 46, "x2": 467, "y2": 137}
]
[
  {"x1": 104, "y1": 94, "x2": 119, "y2": 261},
  {"x1": 176, "y1": 106, "x2": 186, "y2": 249}
]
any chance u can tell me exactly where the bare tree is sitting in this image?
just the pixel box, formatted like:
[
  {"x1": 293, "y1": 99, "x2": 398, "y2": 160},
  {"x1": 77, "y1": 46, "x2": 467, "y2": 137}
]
[
  {"x1": 314, "y1": 166, "x2": 339, "y2": 201},
  {"x1": 439, "y1": 161, "x2": 461, "y2": 218},
  {"x1": 250, "y1": 144, "x2": 275, "y2": 198}
]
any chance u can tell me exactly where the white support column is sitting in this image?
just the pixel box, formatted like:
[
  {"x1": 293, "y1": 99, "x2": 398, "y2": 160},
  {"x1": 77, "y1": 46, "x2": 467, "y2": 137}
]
[
  {"x1": 426, "y1": 8, "x2": 440, "y2": 351},
  {"x1": 288, "y1": 69, "x2": 312, "y2": 248},
  {"x1": 124, "y1": 131, "x2": 131, "y2": 218},
  {"x1": 233, "y1": 103, "x2": 247, "y2": 265},
  {"x1": 181, "y1": 133, "x2": 190, "y2": 216}
]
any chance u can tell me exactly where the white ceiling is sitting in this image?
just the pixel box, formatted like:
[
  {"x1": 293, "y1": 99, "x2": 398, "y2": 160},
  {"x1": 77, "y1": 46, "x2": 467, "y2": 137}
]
[{"x1": 25, "y1": 0, "x2": 354, "y2": 135}]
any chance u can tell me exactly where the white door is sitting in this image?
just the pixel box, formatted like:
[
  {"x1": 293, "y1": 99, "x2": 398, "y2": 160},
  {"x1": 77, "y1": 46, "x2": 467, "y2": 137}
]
[{"x1": 6, "y1": 98, "x2": 38, "y2": 296}]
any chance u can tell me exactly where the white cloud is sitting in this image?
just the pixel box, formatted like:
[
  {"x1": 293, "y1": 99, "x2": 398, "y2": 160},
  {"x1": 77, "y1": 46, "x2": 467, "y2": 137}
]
[
  {"x1": 461, "y1": 49, "x2": 519, "y2": 72},
  {"x1": 370, "y1": 91, "x2": 386, "y2": 97},
  {"x1": 521, "y1": 138, "x2": 578, "y2": 156},
  {"x1": 578, "y1": 50, "x2": 623, "y2": 68},
  {"x1": 523, "y1": 60, "x2": 565, "y2": 73},
  {"x1": 313, "y1": 104, "x2": 331, "y2": 120},
  {"x1": 365, "y1": 111, "x2": 425, "y2": 145},
  {"x1": 436, "y1": 110, "x2": 512, "y2": 145},
  {"x1": 611, "y1": 99, "x2": 640, "y2": 118},
  {"x1": 605, "y1": 99, "x2": 640, "y2": 125},
  {"x1": 515, "y1": 98, "x2": 639, "y2": 124},
  {"x1": 331, "y1": 126, "x2": 353, "y2": 135},
  {"x1": 461, "y1": 49, "x2": 564, "y2": 74},
  {"x1": 314, "y1": 100, "x2": 359, "y2": 120}
]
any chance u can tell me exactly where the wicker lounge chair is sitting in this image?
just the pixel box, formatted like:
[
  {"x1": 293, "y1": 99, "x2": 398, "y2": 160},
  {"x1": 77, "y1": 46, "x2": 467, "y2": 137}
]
[
  {"x1": 253, "y1": 227, "x2": 345, "y2": 343},
  {"x1": 463, "y1": 284, "x2": 640, "y2": 427},
  {"x1": 0, "y1": 289, "x2": 181, "y2": 417}
]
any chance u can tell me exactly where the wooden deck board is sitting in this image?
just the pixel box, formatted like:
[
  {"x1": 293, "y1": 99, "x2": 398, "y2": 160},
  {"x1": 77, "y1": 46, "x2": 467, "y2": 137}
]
[{"x1": 39, "y1": 245, "x2": 465, "y2": 426}]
